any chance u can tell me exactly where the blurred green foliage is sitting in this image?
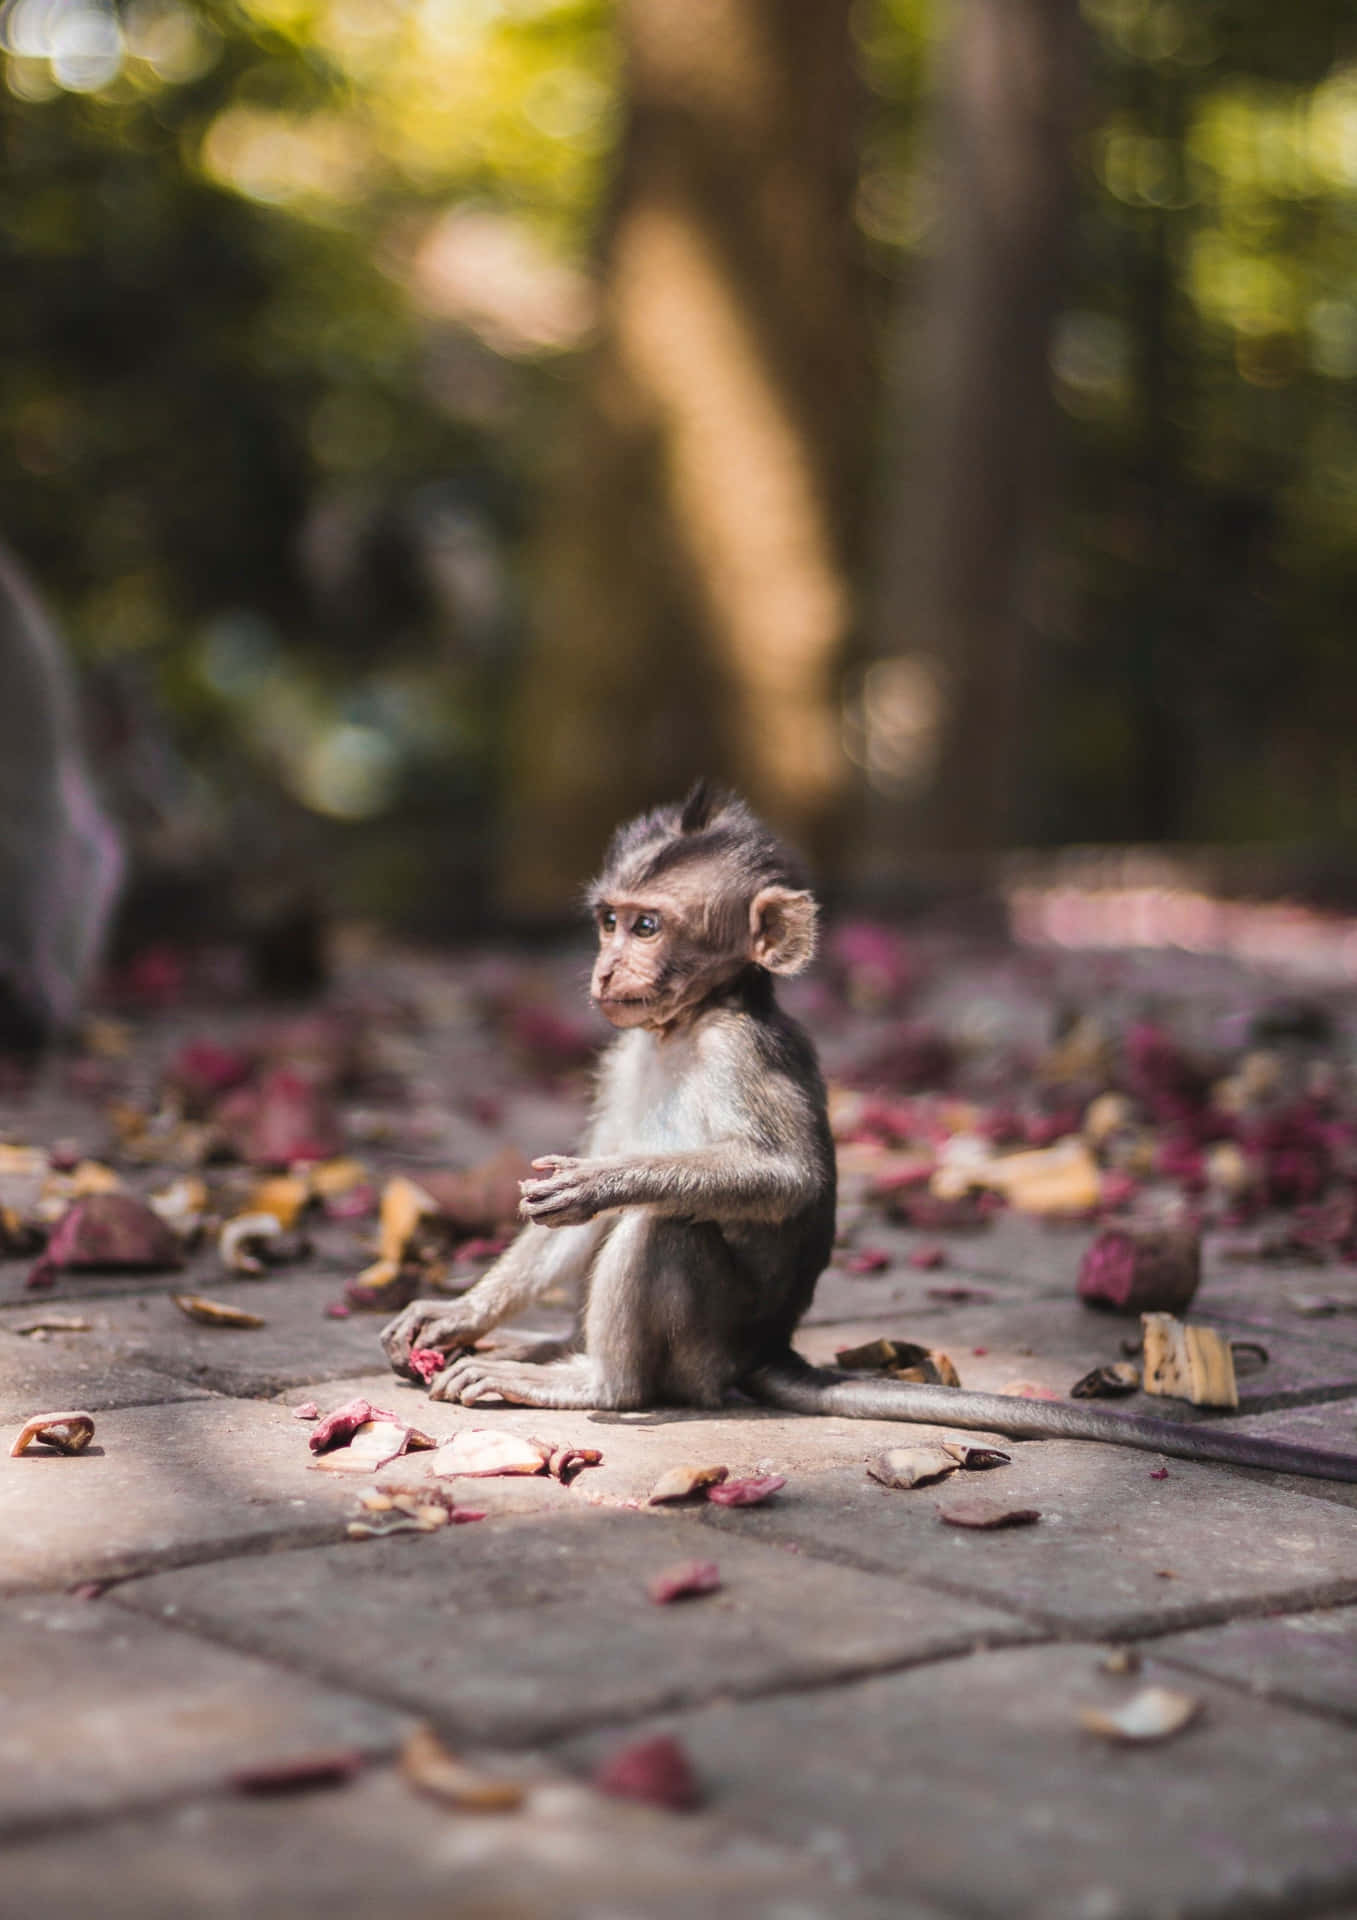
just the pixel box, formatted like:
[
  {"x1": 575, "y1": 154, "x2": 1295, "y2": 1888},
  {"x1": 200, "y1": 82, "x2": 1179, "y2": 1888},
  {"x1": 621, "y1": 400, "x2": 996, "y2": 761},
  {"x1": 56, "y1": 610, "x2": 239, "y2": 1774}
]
[{"x1": 1, "y1": 0, "x2": 1356, "y2": 907}]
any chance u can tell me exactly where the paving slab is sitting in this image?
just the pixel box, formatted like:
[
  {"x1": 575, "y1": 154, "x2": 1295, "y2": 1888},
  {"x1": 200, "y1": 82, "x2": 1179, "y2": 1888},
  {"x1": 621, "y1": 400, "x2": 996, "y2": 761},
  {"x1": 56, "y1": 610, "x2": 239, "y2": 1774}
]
[
  {"x1": 0, "y1": 1397, "x2": 372, "y2": 1594},
  {"x1": 115, "y1": 1505, "x2": 1035, "y2": 1746},
  {"x1": 0, "y1": 1273, "x2": 411, "y2": 1398},
  {"x1": 1153, "y1": 1603, "x2": 1357, "y2": 1725},
  {"x1": 0, "y1": 1325, "x2": 209, "y2": 1422},
  {"x1": 0, "y1": 1766, "x2": 916, "y2": 1920},
  {"x1": 0, "y1": 1595, "x2": 409, "y2": 1836},
  {"x1": 796, "y1": 1300, "x2": 1357, "y2": 1420},
  {"x1": 803, "y1": 1211, "x2": 1087, "y2": 1325},
  {"x1": 694, "y1": 1443, "x2": 1357, "y2": 1636},
  {"x1": 556, "y1": 1643, "x2": 1357, "y2": 1920}
]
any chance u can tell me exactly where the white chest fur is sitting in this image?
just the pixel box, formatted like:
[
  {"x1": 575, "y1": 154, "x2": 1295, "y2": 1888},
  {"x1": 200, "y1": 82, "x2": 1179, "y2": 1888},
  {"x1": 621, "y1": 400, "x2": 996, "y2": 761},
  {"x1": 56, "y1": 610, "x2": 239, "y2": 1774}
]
[{"x1": 602, "y1": 1029, "x2": 719, "y2": 1153}]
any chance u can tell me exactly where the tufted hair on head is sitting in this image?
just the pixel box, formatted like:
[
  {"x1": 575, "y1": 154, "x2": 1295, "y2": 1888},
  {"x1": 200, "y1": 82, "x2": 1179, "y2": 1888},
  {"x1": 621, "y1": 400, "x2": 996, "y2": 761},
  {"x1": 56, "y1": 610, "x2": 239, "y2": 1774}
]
[{"x1": 588, "y1": 785, "x2": 808, "y2": 911}]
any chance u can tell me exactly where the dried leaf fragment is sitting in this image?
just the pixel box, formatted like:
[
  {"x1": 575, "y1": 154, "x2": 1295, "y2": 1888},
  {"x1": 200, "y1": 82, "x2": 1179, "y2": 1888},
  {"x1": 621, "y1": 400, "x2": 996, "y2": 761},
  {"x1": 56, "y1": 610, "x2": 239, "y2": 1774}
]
[
  {"x1": 245, "y1": 1174, "x2": 310, "y2": 1231},
  {"x1": 706, "y1": 1474, "x2": 785, "y2": 1506},
  {"x1": 10, "y1": 1315, "x2": 93, "y2": 1336},
  {"x1": 867, "y1": 1446, "x2": 958, "y2": 1491},
  {"x1": 10, "y1": 1410, "x2": 96, "y2": 1456},
  {"x1": 1141, "y1": 1313, "x2": 1238, "y2": 1408},
  {"x1": 835, "y1": 1338, "x2": 960, "y2": 1386},
  {"x1": 647, "y1": 1463, "x2": 729, "y2": 1505},
  {"x1": 647, "y1": 1559, "x2": 722, "y2": 1604},
  {"x1": 594, "y1": 1734, "x2": 702, "y2": 1811},
  {"x1": 400, "y1": 1724, "x2": 525, "y2": 1810},
  {"x1": 432, "y1": 1429, "x2": 551, "y2": 1477},
  {"x1": 1078, "y1": 1686, "x2": 1202, "y2": 1744},
  {"x1": 171, "y1": 1292, "x2": 267, "y2": 1330},
  {"x1": 938, "y1": 1498, "x2": 1040, "y2": 1529}
]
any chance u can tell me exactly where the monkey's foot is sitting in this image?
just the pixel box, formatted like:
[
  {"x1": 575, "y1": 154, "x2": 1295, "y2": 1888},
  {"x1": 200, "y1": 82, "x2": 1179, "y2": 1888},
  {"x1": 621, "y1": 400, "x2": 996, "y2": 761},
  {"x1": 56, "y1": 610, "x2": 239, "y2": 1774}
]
[{"x1": 430, "y1": 1354, "x2": 600, "y2": 1409}]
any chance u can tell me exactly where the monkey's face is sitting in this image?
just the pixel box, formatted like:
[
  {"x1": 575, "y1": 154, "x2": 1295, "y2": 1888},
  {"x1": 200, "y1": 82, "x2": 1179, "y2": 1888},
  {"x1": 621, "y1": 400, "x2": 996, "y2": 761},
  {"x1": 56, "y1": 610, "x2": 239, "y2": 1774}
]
[{"x1": 589, "y1": 896, "x2": 723, "y2": 1030}]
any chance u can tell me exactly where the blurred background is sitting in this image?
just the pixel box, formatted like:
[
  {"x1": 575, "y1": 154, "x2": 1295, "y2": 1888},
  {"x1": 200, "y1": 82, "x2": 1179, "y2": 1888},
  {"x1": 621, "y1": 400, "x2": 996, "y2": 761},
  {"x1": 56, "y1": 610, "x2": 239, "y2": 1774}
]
[{"x1": 3, "y1": 0, "x2": 1357, "y2": 1006}]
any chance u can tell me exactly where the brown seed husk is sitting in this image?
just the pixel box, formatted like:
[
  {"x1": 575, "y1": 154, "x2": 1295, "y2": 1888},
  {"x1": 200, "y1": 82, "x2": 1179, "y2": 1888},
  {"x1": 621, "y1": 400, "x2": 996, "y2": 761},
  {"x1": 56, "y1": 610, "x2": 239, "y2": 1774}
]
[
  {"x1": 867, "y1": 1446, "x2": 959, "y2": 1491},
  {"x1": 171, "y1": 1292, "x2": 267, "y2": 1329},
  {"x1": 400, "y1": 1724, "x2": 525, "y2": 1811},
  {"x1": 941, "y1": 1441, "x2": 1012, "y2": 1470},
  {"x1": 646, "y1": 1463, "x2": 729, "y2": 1505},
  {"x1": 10, "y1": 1411, "x2": 96, "y2": 1456}
]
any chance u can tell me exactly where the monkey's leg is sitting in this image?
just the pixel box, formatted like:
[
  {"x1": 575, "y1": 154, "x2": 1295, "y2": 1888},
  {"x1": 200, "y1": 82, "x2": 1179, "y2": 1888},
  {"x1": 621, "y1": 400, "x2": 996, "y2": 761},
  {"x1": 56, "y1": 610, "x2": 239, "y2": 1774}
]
[
  {"x1": 430, "y1": 1351, "x2": 604, "y2": 1408},
  {"x1": 747, "y1": 1355, "x2": 1357, "y2": 1485},
  {"x1": 381, "y1": 1219, "x2": 606, "y2": 1373}
]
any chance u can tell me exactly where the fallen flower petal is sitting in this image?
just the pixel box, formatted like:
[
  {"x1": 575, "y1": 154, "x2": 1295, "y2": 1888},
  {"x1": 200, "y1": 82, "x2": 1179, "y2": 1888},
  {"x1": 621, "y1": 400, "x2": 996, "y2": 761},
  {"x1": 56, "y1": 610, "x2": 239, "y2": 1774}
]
[
  {"x1": 646, "y1": 1559, "x2": 722, "y2": 1604},
  {"x1": 594, "y1": 1735, "x2": 702, "y2": 1811},
  {"x1": 706, "y1": 1474, "x2": 786, "y2": 1506}
]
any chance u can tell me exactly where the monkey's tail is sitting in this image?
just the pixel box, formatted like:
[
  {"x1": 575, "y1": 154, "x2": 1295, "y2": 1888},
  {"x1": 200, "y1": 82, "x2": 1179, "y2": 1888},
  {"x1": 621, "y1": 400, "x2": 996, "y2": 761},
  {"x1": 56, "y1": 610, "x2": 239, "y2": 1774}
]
[{"x1": 745, "y1": 1354, "x2": 1357, "y2": 1485}]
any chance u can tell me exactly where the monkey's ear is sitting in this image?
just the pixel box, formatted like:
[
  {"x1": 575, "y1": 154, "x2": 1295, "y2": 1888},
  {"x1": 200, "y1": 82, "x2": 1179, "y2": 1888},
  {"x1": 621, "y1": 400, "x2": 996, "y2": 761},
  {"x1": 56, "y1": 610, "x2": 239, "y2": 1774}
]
[{"x1": 749, "y1": 887, "x2": 817, "y2": 975}]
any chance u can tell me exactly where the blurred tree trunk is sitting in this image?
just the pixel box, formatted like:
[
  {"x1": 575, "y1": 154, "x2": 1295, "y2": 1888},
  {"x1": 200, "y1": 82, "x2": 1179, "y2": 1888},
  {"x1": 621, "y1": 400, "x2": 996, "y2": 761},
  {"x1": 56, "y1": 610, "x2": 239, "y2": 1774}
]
[
  {"x1": 873, "y1": 0, "x2": 1085, "y2": 866},
  {"x1": 501, "y1": 0, "x2": 872, "y2": 916}
]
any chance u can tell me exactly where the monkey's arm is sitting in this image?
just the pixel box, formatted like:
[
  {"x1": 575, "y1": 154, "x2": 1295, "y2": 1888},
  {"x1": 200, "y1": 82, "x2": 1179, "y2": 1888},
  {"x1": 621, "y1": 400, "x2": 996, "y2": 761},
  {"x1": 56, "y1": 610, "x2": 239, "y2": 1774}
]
[
  {"x1": 520, "y1": 1145, "x2": 818, "y2": 1228},
  {"x1": 747, "y1": 1356, "x2": 1357, "y2": 1485},
  {"x1": 380, "y1": 1218, "x2": 606, "y2": 1372}
]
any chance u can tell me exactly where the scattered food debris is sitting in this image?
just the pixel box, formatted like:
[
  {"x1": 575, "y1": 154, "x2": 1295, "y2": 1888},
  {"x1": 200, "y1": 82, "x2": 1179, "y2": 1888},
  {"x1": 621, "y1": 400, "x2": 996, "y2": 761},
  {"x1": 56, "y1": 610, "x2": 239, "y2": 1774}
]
[
  {"x1": 843, "y1": 1246, "x2": 890, "y2": 1273},
  {"x1": 1070, "y1": 1362, "x2": 1140, "y2": 1399},
  {"x1": 308, "y1": 1397, "x2": 435, "y2": 1472},
  {"x1": 292, "y1": 1402, "x2": 321, "y2": 1421},
  {"x1": 706, "y1": 1474, "x2": 785, "y2": 1507},
  {"x1": 867, "y1": 1446, "x2": 958, "y2": 1490},
  {"x1": 1149, "y1": 1466, "x2": 1169, "y2": 1480},
  {"x1": 647, "y1": 1559, "x2": 722, "y2": 1604},
  {"x1": 1077, "y1": 1228, "x2": 1201, "y2": 1316},
  {"x1": 834, "y1": 1337, "x2": 960, "y2": 1386},
  {"x1": 10, "y1": 1410, "x2": 96, "y2": 1456},
  {"x1": 938, "y1": 1499, "x2": 1040, "y2": 1529},
  {"x1": 220, "y1": 1212, "x2": 284, "y2": 1275},
  {"x1": 594, "y1": 1734, "x2": 702, "y2": 1811},
  {"x1": 1141, "y1": 1313, "x2": 1239, "y2": 1408},
  {"x1": 431, "y1": 1429, "x2": 553, "y2": 1477},
  {"x1": 647, "y1": 1464, "x2": 729, "y2": 1505},
  {"x1": 40, "y1": 1193, "x2": 183, "y2": 1277},
  {"x1": 407, "y1": 1346, "x2": 448, "y2": 1385},
  {"x1": 1078, "y1": 1686, "x2": 1202, "y2": 1744},
  {"x1": 9, "y1": 1315, "x2": 93, "y2": 1336},
  {"x1": 941, "y1": 1441, "x2": 1011, "y2": 1470},
  {"x1": 400, "y1": 1724, "x2": 525, "y2": 1810},
  {"x1": 171, "y1": 1292, "x2": 267, "y2": 1329}
]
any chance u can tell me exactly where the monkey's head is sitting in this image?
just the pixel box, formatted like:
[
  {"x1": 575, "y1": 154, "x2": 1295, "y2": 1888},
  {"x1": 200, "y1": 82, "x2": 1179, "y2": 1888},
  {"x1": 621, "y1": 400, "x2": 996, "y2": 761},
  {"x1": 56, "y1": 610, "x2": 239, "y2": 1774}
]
[{"x1": 586, "y1": 782, "x2": 818, "y2": 1031}]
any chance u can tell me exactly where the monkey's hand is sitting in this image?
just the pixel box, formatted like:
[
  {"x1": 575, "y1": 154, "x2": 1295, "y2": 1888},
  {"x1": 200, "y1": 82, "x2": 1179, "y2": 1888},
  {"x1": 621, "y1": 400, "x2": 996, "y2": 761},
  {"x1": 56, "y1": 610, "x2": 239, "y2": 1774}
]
[
  {"x1": 519, "y1": 1155, "x2": 619, "y2": 1228},
  {"x1": 379, "y1": 1297, "x2": 487, "y2": 1376}
]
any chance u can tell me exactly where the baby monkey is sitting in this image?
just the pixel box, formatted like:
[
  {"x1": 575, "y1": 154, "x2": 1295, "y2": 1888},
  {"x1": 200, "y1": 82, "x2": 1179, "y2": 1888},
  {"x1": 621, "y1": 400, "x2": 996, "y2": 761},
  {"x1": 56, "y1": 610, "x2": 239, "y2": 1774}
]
[{"x1": 383, "y1": 786, "x2": 1357, "y2": 1484}]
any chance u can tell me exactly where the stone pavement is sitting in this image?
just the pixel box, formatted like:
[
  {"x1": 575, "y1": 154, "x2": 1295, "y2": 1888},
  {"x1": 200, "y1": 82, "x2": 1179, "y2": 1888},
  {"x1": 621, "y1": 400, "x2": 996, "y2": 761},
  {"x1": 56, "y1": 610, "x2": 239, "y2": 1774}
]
[{"x1": 3, "y1": 996, "x2": 1357, "y2": 1916}]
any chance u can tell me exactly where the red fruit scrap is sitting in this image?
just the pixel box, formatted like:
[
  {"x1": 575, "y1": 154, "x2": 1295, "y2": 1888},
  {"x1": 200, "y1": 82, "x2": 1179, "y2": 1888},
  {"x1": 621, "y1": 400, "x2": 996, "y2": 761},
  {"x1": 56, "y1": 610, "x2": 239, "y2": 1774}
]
[
  {"x1": 1077, "y1": 1227, "x2": 1200, "y2": 1316},
  {"x1": 706, "y1": 1474, "x2": 785, "y2": 1507},
  {"x1": 1125, "y1": 1022, "x2": 1208, "y2": 1122},
  {"x1": 167, "y1": 1038, "x2": 255, "y2": 1107},
  {"x1": 908, "y1": 1244, "x2": 946, "y2": 1270},
  {"x1": 844, "y1": 1247, "x2": 890, "y2": 1274},
  {"x1": 45, "y1": 1194, "x2": 183, "y2": 1274},
  {"x1": 406, "y1": 1346, "x2": 446, "y2": 1386},
  {"x1": 646, "y1": 1559, "x2": 722, "y2": 1604},
  {"x1": 308, "y1": 1397, "x2": 400, "y2": 1453},
  {"x1": 230, "y1": 1067, "x2": 343, "y2": 1167},
  {"x1": 594, "y1": 1735, "x2": 702, "y2": 1811}
]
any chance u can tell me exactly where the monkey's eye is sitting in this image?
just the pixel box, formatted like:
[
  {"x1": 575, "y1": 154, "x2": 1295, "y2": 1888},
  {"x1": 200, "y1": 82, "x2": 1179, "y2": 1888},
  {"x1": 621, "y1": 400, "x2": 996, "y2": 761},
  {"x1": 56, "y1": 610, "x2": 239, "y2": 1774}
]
[
  {"x1": 598, "y1": 908, "x2": 617, "y2": 933},
  {"x1": 632, "y1": 913, "x2": 660, "y2": 938}
]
